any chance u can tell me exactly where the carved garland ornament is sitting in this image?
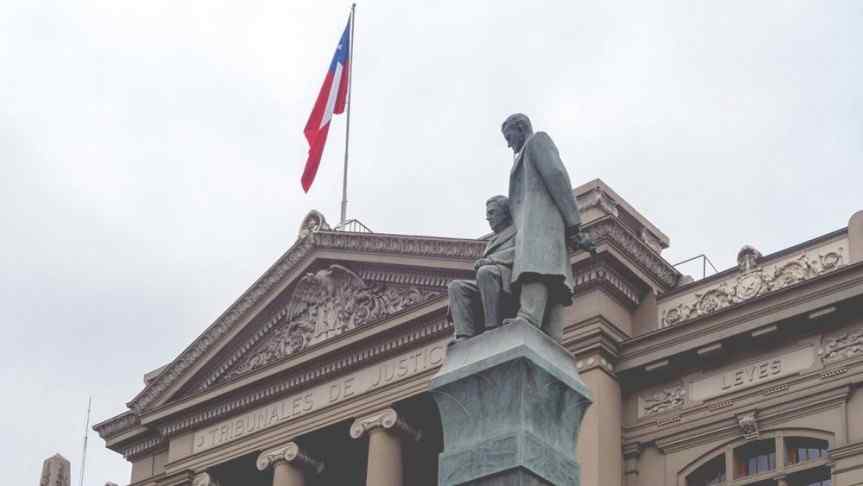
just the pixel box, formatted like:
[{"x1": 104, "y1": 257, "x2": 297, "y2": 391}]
[
  {"x1": 641, "y1": 384, "x2": 687, "y2": 417},
  {"x1": 661, "y1": 247, "x2": 845, "y2": 327},
  {"x1": 219, "y1": 265, "x2": 443, "y2": 383}
]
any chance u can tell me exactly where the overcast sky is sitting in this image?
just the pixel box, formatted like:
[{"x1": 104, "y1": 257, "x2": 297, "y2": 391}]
[{"x1": 2, "y1": 1, "x2": 861, "y2": 484}]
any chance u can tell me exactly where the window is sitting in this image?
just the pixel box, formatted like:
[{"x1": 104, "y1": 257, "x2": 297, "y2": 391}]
[
  {"x1": 682, "y1": 434, "x2": 832, "y2": 486},
  {"x1": 786, "y1": 437, "x2": 829, "y2": 465},
  {"x1": 735, "y1": 439, "x2": 776, "y2": 478},
  {"x1": 687, "y1": 455, "x2": 725, "y2": 486},
  {"x1": 789, "y1": 466, "x2": 831, "y2": 486}
]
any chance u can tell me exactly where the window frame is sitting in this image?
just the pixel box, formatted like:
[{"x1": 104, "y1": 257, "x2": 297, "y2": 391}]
[{"x1": 679, "y1": 430, "x2": 833, "y2": 486}]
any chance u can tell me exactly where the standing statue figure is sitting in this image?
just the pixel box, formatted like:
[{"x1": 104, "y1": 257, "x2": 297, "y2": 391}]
[
  {"x1": 501, "y1": 113, "x2": 595, "y2": 342},
  {"x1": 447, "y1": 195, "x2": 517, "y2": 342}
]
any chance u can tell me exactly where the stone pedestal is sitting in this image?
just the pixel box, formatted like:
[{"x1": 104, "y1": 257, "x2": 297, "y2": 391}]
[{"x1": 431, "y1": 322, "x2": 592, "y2": 486}]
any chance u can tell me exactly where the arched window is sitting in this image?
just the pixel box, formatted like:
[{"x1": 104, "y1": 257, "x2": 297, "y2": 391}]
[
  {"x1": 679, "y1": 431, "x2": 833, "y2": 486},
  {"x1": 686, "y1": 454, "x2": 725, "y2": 486}
]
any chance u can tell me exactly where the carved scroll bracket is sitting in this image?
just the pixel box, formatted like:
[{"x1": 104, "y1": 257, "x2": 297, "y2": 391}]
[
  {"x1": 256, "y1": 442, "x2": 324, "y2": 474},
  {"x1": 192, "y1": 472, "x2": 220, "y2": 486},
  {"x1": 349, "y1": 407, "x2": 422, "y2": 442}
]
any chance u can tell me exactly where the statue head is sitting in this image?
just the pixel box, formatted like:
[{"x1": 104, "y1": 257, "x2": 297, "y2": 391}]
[
  {"x1": 501, "y1": 113, "x2": 534, "y2": 154},
  {"x1": 486, "y1": 195, "x2": 512, "y2": 233}
]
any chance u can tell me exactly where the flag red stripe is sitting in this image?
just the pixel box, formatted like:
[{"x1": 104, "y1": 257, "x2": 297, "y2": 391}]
[
  {"x1": 304, "y1": 70, "x2": 335, "y2": 143},
  {"x1": 301, "y1": 122, "x2": 331, "y2": 193}
]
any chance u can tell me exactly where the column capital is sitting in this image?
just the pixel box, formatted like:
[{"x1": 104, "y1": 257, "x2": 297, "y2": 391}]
[
  {"x1": 192, "y1": 472, "x2": 220, "y2": 486},
  {"x1": 256, "y1": 442, "x2": 324, "y2": 474},
  {"x1": 349, "y1": 407, "x2": 421, "y2": 442}
]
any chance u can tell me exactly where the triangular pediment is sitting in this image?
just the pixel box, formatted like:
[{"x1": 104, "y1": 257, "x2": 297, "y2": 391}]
[
  {"x1": 181, "y1": 263, "x2": 447, "y2": 395},
  {"x1": 128, "y1": 217, "x2": 483, "y2": 414}
]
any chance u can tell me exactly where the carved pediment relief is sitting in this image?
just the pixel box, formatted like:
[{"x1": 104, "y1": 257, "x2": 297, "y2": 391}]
[{"x1": 190, "y1": 264, "x2": 444, "y2": 391}]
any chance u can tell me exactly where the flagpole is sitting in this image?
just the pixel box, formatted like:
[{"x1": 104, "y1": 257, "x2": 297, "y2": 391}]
[{"x1": 339, "y1": 4, "x2": 356, "y2": 226}]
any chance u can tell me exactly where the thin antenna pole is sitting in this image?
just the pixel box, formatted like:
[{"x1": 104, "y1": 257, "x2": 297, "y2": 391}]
[
  {"x1": 79, "y1": 396, "x2": 92, "y2": 486},
  {"x1": 340, "y1": 3, "x2": 356, "y2": 225}
]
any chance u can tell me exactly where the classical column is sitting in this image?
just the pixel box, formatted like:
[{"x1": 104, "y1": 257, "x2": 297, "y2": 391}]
[
  {"x1": 350, "y1": 407, "x2": 421, "y2": 486},
  {"x1": 192, "y1": 472, "x2": 220, "y2": 486},
  {"x1": 257, "y1": 442, "x2": 324, "y2": 486},
  {"x1": 776, "y1": 476, "x2": 789, "y2": 486}
]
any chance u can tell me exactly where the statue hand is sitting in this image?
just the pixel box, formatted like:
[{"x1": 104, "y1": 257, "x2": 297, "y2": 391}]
[{"x1": 473, "y1": 258, "x2": 494, "y2": 271}]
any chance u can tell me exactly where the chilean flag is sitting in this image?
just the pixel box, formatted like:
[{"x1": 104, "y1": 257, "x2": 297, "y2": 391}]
[{"x1": 301, "y1": 18, "x2": 351, "y2": 193}]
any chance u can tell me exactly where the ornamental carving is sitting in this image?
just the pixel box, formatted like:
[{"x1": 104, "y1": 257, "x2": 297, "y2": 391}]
[
  {"x1": 350, "y1": 407, "x2": 422, "y2": 441},
  {"x1": 641, "y1": 385, "x2": 687, "y2": 417},
  {"x1": 586, "y1": 219, "x2": 679, "y2": 288},
  {"x1": 661, "y1": 245, "x2": 846, "y2": 327},
  {"x1": 737, "y1": 411, "x2": 759, "y2": 440},
  {"x1": 257, "y1": 442, "x2": 324, "y2": 474},
  {"x1": 819, "y1": 330, "x2": 863, "y2": 363},
  {"x1": 220, "y1": 265, "x2": 442, "y2": 382},
  {"x1": 298, "y1": 210, "x2": 330, "y2": 239},
  {"x1": 193, "y1": 472, "x2": 220, "y2": 486},
  {"x1": 130, "y1": 230, "x2": 477, "y2": 413}
]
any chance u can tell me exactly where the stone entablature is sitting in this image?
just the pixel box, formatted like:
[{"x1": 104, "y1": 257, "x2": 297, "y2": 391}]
[
  {"x1": 658, "y1": 232, "x2": 848, "y2": 328},
  {"x1": 636, "y1": 343, "x2": 819, "y2": 419},
  {"x1": 193, "y1": 340, "x2": 443, "y2": 453}
]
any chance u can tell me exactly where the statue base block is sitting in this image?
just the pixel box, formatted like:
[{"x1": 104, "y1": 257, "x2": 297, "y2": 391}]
[{"x1": 431, "y1": 322, "x2": 592, "y2": 486}]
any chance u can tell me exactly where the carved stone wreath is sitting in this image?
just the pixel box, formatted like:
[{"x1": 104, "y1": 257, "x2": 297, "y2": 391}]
[
  {"x1": 220, "y1": 264, "x2": 443, "y2": 382},
  {"x1": 661, "y1": 247, "x2": 845, "y2": 327},
  {"x1": 641, "y1": 385, "x2": 687, "y2": 417}
]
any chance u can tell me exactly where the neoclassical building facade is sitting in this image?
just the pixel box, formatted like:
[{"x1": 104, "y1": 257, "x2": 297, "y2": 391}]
[{"x1": 95, "y1": 179, "x2": 863, "y2": 486}]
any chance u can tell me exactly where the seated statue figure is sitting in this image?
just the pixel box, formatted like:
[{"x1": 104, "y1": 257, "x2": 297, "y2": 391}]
[{"x1": 447, "y1": 195, "x2": 517, "y2": 342}]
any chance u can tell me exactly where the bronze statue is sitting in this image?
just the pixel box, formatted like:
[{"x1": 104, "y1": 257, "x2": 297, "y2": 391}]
[
  {"x1": 447, "y1": 196, "x2": 517, "y2": 342},
  {"x1": 500, "y1": 113, "x2": 594, "y2": 342}
]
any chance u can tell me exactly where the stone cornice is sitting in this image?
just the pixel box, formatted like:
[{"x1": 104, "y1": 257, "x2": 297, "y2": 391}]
[
  {"x1": 120, "y1": 433, "x2": 165, "y2": 461},
  {"x1": 618, "y1": 262, "x2": 863, "y2": 373},
  {"x1": 573, "y1": 256, "x2": 644, "y2": 309},
  {"x1": 93, "y1": 411, "x2": 138, "y2": 440},
  {"x1": 658, "y1": 233, "x2": 848, "y2": 328},
  {"x1": 128, "y1": 231, "x2": 483, "y2": 414},
  {"x1": 153, "y1": 312, "x2": 451, "y2": 438},
  {"x1": 564, "y1": 315, "x2": 629, "y2": 365},
  {"x1": 831, "y1": 440, "x2": 863, "y2": 460},
  {"x1": 585, "y1": 217, "x2": 679, "y2": 290}
]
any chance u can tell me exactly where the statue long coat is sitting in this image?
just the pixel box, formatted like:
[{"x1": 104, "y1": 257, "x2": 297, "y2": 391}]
[{"x1": 508, "y1": 131, "x2": 581, "y2": 305}]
